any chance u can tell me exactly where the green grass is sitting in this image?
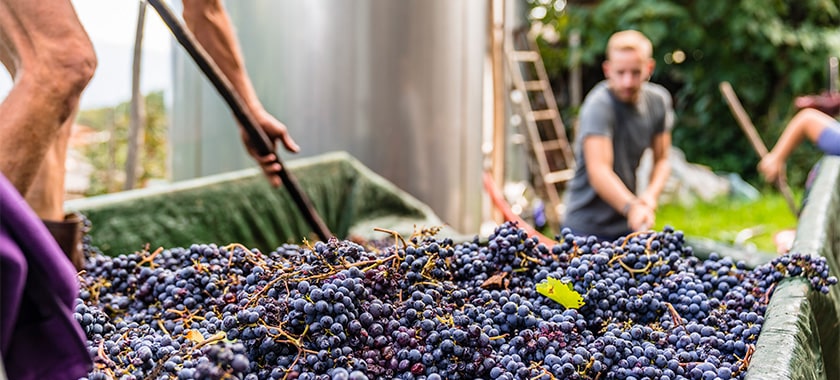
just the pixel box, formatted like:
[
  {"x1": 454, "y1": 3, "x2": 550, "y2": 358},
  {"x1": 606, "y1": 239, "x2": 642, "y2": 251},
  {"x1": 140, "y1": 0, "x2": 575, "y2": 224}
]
[{"x1": 653, "y1": 192, "x2": 800, "y2": 254}]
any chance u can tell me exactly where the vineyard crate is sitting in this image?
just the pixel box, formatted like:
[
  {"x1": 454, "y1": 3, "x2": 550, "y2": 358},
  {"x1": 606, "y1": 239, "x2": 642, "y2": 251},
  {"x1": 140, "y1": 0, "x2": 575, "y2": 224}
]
[
  {"x1": 66, "y1": 151, "x2": 454, "y2": 257},
  {"x1": 65, "y1": 153, "x2": 840, "y2": 379},
  {"x1": 746, "y1": 156, "x2": 840, "y2": 380}
]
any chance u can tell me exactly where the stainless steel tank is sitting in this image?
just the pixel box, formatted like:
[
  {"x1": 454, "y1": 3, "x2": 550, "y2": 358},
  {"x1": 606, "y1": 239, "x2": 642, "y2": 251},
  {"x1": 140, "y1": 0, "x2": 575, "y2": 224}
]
[{"x1": 170, "y1": 0, "x2": 489, "y2": 233}]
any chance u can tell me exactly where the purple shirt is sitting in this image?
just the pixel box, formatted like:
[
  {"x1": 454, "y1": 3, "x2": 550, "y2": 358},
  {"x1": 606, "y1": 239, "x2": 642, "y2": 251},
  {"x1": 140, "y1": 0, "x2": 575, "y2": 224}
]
[
  {"x1": 0, "y1": 173, "x2": 91, "y2": 379},
  {"x1": 818, "y1": 121, "x2": 840, "y2": 155}
]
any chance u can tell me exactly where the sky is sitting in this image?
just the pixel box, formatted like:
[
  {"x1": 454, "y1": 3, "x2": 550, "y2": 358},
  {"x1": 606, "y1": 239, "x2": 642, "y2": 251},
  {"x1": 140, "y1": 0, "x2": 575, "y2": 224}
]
[{"x1": 0, "y1": 0, "x2": 174, "y2": 109}]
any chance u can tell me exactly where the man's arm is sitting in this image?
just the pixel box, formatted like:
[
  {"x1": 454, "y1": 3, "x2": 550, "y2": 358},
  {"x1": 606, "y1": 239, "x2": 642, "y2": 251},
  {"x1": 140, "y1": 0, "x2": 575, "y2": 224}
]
[
  {"x1": 182, "y1": 0, "x2": 298, "y2": 187},
  {"x1": 583, "y1": 135, "x2": 654, "y2": 231},
  {"x1": 0, "y1": 0, "x2": 97, "y2": 219},
  {"x1": 639, "y1": 132, "x2": 671, "y2": 210}
]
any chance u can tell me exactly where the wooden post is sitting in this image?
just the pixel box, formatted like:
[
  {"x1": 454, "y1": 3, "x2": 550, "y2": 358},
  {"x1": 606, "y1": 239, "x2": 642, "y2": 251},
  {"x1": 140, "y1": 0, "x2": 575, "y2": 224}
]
[
  {"x1": 125, "y1": 0, "x2": 147, "y2": 190},
  {"x1": 106, "y1": 108, "x2": 117, "y2": 193},
  {"x1": 490, "y1": 0, "x2": 506, "y2": 224},
  {"x1": 569, "y1": 30, "x2": 582, "y2": 108}
]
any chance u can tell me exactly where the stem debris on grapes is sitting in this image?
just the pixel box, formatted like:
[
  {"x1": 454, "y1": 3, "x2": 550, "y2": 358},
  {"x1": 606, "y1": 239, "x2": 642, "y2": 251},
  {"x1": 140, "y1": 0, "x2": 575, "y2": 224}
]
[
  {"x1": 734, "y1": 344, "x2": 756, "y2": 375},
  {"x1": 664, "y1": 301, "x2": 685, "y2": 327},
  {"x1": 135, "y1": 245, "x2": 163, "y2": 269}
]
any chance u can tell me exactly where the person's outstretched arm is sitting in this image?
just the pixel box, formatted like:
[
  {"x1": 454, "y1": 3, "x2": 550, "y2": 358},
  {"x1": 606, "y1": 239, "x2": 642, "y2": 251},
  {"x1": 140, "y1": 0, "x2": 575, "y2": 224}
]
[
  {"x1": 583, "y1": 136, "x2": 655, "y2": 232},
  {"x1": 639, "y1": 132, "x2": 671, "y2": 211},
  {"x1": 182, "y1": 0, "x2": 299, "y2": 187},
  {"x1": 758, "y1": 108, "x2": 835, "y2": 183}
]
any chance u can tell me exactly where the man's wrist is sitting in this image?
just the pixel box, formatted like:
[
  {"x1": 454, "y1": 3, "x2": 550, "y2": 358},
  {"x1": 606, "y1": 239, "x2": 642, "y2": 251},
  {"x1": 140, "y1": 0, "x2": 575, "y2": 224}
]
[
  {"x1": 622, "y1": 199, "x2": 637, "y2": 217},
  {"x1": 639, "y1": 195, "x2": 656, "y2": 210}
]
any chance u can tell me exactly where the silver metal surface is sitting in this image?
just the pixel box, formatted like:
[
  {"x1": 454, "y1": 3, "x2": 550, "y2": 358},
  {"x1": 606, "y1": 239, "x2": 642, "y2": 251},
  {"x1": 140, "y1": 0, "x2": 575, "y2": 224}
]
[{"x1": 171, "y1": 0, "x2": 488, "y2": 233}]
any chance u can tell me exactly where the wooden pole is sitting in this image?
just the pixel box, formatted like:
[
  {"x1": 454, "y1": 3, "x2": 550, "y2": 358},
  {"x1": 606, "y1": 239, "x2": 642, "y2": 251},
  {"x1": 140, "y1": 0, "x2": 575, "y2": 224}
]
[
  {"x1": 569, "y1": 30, "x2": 582, "y2": 108},
  {"x1": 719, "y1": 81, "x2": 799, "y2": 217},
  {"x1": 125, "y1": 0, "x2": 147, "y2": 190},
  {"x1": 106, "y1": 108, "x2": 117, "y2": 192},
  {"x1": 490, "y1": 0, "x2": 506, "y2": 224}
]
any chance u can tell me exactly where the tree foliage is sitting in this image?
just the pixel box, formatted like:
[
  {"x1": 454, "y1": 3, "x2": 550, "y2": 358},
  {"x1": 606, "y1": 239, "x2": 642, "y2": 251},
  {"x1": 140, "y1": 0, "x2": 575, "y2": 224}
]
[
  {"x1": 76, "y1": 91, "x2": 169, "y2": 195},
  {"x1": 529, "y1": 0, "x2": 840, "y2": 186}
]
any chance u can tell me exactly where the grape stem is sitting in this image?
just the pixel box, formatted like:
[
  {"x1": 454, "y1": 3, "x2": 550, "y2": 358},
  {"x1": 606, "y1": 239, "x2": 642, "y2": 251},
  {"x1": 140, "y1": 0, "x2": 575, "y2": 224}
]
[
  {"x1": 135, "y1": 246, "x2": 164, "y2": 269},
  {"x1": 84, "y1": 277, "x2": 112, "y2": 303},
  {"x1": 481, "y1": 272, "x2": 509, "y2": 289},
  {"x1": 488, "y1": 333, "x2": 509, "y2": 340},
  {"x1": 166, "y1": 307, "x2": 205, "y2": 329},
  {"x1": 95, "y1": 339, "x2": 118, "y2": 369},
  {"x1": 374, "y1": 227, "x2": 409, "y2": 250},
  {"x1": 157, "y1": 320, "x2": 171, "y2": 335},
  {"x1": 224, "y1": 243, "x2": 264, "y2": 270},
  {"x1": 263, "y1": 319, "x2": 307, "y2": 348},
  {"x1": 607, "y1": 232, "x2": 659, "y2": 276},
  {"x1": 527, "y1": 362, "x2": 557, "y2": 380},
  {"x1": 734, "y1": 344, "x2": 756, "y2": 375},
  {"x1": 761, "y1": 283, "x2": 776, "y2": 304},
  {"x1": 664, "y1": 302, "x2": 684, "y2": 327},
  {"x1": 246, "y1": 252, "x2": 401, "y2": 308},
  {"x1": 144, "y1": 332, "x2": 226, "y2": 380}
]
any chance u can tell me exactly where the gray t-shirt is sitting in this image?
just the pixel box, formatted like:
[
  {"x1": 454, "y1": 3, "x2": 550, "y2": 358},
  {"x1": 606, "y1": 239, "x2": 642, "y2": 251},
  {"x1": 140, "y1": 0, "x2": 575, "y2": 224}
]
[{"x1": 563, "y1": 81, "x2": 674, "y2": 240}]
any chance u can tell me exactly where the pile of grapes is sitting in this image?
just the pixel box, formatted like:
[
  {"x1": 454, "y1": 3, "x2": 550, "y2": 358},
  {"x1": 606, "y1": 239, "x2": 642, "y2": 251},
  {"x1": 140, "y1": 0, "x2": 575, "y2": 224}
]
[{"x1": 77, "y1": 222, "x2": 836, "y2": 380}]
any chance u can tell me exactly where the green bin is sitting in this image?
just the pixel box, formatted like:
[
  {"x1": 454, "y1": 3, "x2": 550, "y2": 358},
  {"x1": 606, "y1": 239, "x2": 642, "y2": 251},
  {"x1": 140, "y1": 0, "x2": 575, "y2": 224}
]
[
  {"x1": 66, "y1": 151, "x2": 455, "y2": 257},
  {"x1": 747, "y1": 156, "x2": 840, "y2": 380},
  {"x1": 67, "y1": 153, "x2": 840, "y2": 379}
]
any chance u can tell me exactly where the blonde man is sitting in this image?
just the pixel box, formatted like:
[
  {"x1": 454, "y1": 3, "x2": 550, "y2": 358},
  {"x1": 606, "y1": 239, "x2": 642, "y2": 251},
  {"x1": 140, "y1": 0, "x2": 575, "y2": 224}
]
[{"x1": 562, "y1": 30, "x2": 675, "y2": 241}]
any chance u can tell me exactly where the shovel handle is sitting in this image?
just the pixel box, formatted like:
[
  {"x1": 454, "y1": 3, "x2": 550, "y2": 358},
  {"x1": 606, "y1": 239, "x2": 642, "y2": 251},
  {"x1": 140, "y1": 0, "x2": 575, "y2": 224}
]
[
  {"x1": 147, "y1": 0, "x2": 332, "y2": 241},
  {"x1": 719, "y1": 81, "x2": 799, "y2": 217}
]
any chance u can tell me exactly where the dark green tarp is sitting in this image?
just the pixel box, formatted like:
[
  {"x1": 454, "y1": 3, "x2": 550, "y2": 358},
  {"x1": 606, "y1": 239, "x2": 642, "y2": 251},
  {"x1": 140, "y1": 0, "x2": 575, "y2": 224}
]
[
  {"x1": 66, "y1": 151, "x2": 458, "y2": 257},
  {"x1": 747, "y1": 156, "x2": 840, "y2": 380}
]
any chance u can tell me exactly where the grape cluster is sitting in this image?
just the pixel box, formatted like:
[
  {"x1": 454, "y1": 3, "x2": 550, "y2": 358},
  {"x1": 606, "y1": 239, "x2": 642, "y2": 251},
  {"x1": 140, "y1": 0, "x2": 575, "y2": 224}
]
[{"x1": 77, "y1": 222, "x2": 836, "y2": 379}]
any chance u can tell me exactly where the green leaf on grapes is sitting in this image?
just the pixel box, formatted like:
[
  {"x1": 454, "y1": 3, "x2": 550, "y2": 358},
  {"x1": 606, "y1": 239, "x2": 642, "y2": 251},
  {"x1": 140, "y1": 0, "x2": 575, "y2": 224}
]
[{"x1": 536, "y1": 276, "x2": 585, "y2": 309}]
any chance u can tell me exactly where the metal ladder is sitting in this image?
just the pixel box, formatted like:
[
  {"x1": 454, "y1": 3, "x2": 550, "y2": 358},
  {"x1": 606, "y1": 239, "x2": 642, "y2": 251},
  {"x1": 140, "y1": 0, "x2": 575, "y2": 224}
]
[{"x1": 506, "y1": 29, "x2": 575, "y2": 225}]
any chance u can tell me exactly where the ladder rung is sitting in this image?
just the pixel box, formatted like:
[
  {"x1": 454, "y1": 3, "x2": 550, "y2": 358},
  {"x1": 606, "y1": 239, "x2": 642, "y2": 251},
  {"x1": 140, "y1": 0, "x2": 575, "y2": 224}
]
[
  {"x1": 524, "y1": 80, "x2": 546, "y2": 91},
  {"x1": 529, "y1": 109, "x2": 556, "y2": 121},
  {"x1": 510, "y1": 51, "x2": 539, "y2": 62},
  {"x1": 539, "y1": 139, "x2": 566, "y2": 152},
  {"x1": 544, "y1": 169, "x2": 575, "y2": 184}
]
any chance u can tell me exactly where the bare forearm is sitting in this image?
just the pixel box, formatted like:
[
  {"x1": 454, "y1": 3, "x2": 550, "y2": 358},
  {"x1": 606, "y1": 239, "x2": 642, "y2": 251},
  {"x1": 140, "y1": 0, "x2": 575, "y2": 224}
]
[
  {"x1": 639, "y1": 133, "x2": 672, "y2": 209},
  {"x1": 770, "y1": 108, "x2": 832, "y2": 160},
  {"x1": 583, "y1": 137, "x2": 637, "y2": 214},
  {"x1": 589, "y1": 166, "x2": 636, "y2": 213},
  {"x1": 771, "y1": 120, "x2": 808, "y2": 162},
  {"x1": 643, "y1": 159, "x2": 670, "y2": 205},
  {"x1": 182, "y1": 0, "x2": 263, "y2": 111},
  {"x1": 583, "y1": 135, "x2": 655, "y2": 230}
]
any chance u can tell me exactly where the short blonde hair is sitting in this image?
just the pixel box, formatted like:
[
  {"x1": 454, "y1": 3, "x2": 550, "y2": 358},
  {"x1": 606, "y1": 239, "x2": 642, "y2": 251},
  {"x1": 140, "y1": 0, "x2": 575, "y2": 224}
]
[{"x1": 606, "y1": 30, "x2": 653, "y2": 60}]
